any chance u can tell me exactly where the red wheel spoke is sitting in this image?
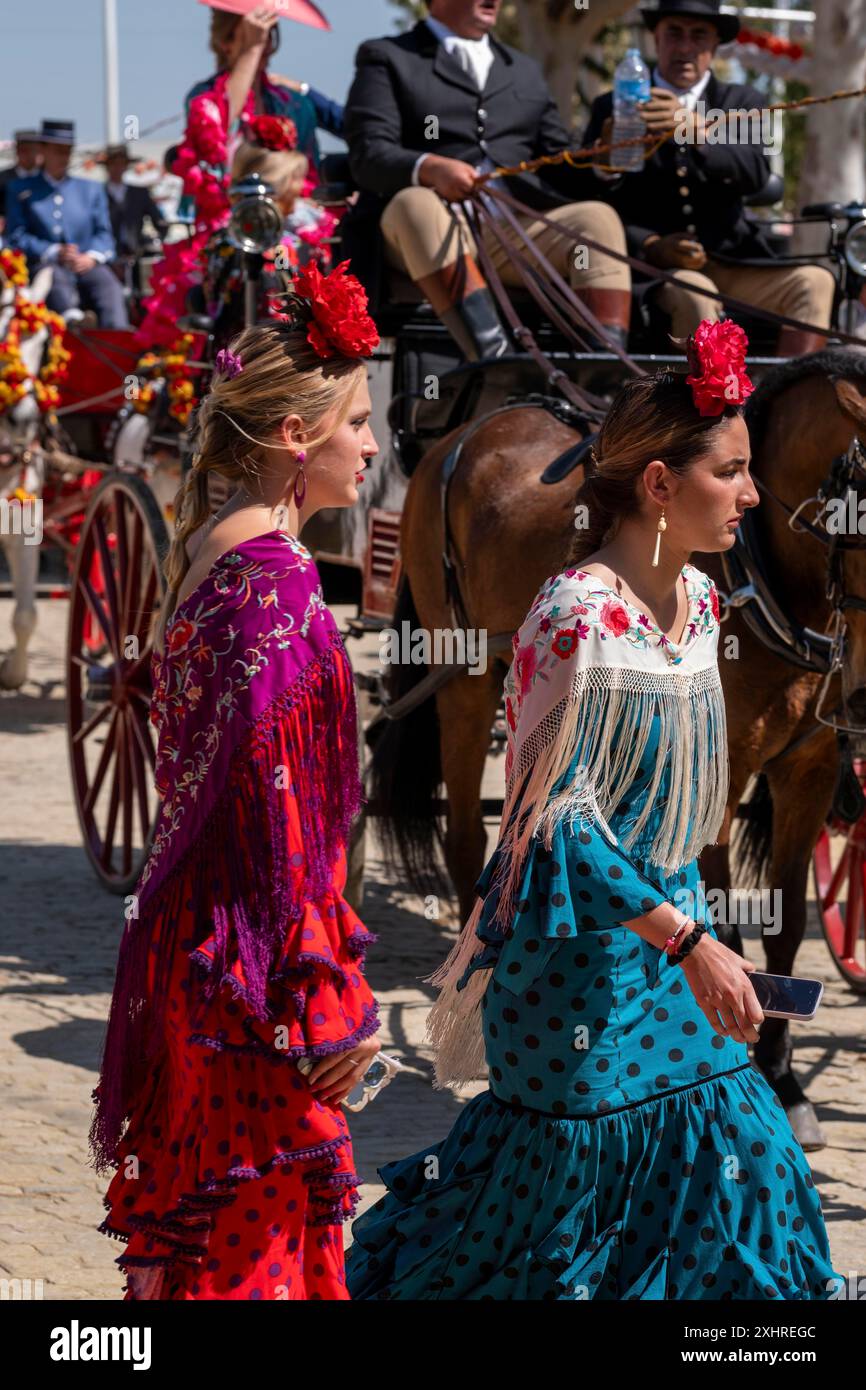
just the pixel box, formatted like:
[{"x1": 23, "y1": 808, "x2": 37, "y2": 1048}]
[
  {"x1": 119, "y1": 710, "x2": 133, "y2": 878},
  {"x1": 101, "y1": 720, "x2": 123, "y2": 872},
  {"x1": 126, "y1": 707, "x2": 153, "y2": 846},
  {"x1": 113, "y1": 491, "x2": 131, "y2": 634},
  {"x1": 92, "y1": 512, "x2": 121, "y2": 652},
  {"x1": 123, "y1": 509, "x2": 144, "y2": 645},
  {"x1": 82, "y1": 708, "x2": 120, "y2": 817},
  {"x1": 124, "y1": 642, "x2": 154, "y2": 687},
  {"x1": 132, "y1": 566, "x2": 160, "y2": 647},
  {"x1": 843, "y1": 861, "x2": 861, "y2": 963},
  {"x1": 79, "y1": 571, "x2": 116, "y2": 657},
  {"x1": 128, "y1": 699, "x2": 157, "y2": 770},
  {"x1": 823, "y1": 841, "x2": 851, "y2": 910},
  {"x1": 72, "y1": 699, "x2": 113, "y2": 746}
]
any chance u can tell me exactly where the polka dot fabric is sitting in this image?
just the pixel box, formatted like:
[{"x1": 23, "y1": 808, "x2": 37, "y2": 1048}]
[
  {"x1": 346, "y1": 746, "x2": 841, "y2": 1300},
  {"x1": 99, "y1": 847, "x2": 378, "y2": 1300}
]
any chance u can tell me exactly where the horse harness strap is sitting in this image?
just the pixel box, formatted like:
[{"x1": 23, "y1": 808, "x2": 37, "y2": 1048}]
[
  {"x1": 720, "y1": 511, "x2": 836, "y2": 674},
  {"x1": 720, "y1": 434, "x2": 866, "y2": 736}
]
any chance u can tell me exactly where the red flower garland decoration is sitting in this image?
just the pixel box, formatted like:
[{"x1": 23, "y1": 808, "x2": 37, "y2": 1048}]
[
  {"x1": 292, "y1": 260, "x2": 380, "y2": 360},
  {"x1": 737, "y1": 27, "x2": 806, "y2": 62},
  {"x1": 244, "y1": 114, "x2": 298, "y2": 152},
  {"x1": 684, "y1": 319, "x2": 755, "y2": 418}
]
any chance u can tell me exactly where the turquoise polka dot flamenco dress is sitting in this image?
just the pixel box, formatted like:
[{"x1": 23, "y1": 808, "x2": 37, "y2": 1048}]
[{"x1": 346, "y1": 564, "x2": 841, "y2": 1301}]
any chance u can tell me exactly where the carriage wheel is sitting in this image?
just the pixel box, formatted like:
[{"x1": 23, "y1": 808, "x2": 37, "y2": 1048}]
[
  {"x1": 812, "y1": 783, "x2": 866, "y2": 993},
  {"x1": 66, "y1": 472, "x2": 168, "y2": 894}
]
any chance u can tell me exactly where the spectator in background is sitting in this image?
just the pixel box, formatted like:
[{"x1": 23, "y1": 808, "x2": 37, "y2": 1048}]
[
  {"x1": 6, "y1": 119, "x2": 128, "y2": 328},
  {"x1": 0, "y1": 129, "x2": 41, "y2": 233},
  {"x1": 101, "y1": 144, "x2": 167, "y2": 258}
]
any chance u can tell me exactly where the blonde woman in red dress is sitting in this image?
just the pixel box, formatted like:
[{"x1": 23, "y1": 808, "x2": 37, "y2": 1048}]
[{"x1": 91, "y1": 263, "x2": 382, "y2": 1300}]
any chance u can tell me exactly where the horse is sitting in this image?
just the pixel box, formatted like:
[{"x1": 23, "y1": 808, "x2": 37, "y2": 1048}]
[
  {"x1": 370, "y1": 347, "x2": 866, "y2": 1149},
  {"x1": 0, "y1": 267, "x2": 54, "y2": 690}
]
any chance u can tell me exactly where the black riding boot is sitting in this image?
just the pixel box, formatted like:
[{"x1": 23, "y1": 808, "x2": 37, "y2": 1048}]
[{"x1": 439, "y1": 287, "x2": 511, "y2": 362}]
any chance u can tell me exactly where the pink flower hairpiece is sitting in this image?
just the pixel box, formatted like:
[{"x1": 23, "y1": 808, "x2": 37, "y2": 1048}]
[{"x1": 214, "y1": 347, "x2": 243, "y2": 380}]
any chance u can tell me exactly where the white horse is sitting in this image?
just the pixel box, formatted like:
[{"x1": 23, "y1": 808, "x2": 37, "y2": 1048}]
[{"x1": 0, "y1": 266, "x2": 53, "y2": 689}]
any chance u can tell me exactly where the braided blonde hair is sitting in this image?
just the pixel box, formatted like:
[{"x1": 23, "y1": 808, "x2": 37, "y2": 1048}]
[
  {"x1": 231, "y1": 141, "x2": 308, "y2": 204},
  {"x1": 155, "y1": 321, "x2": 366, "y2": 651}
]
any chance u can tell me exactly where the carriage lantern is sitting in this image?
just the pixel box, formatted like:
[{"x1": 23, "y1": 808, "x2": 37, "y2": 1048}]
[
  {"x1": 227, "y1": 176, "x2": 284, "y2": 327},
  {"x1": 844, "y1": 219, "x2": 866, "y2": 279}
]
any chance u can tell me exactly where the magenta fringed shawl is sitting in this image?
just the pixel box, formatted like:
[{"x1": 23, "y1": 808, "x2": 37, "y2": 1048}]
[{"x1": 89, "y1": 531, "x2": 363, "y2": 1173}]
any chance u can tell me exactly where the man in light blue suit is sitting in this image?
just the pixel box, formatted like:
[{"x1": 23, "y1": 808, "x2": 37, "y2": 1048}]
[{"x1": 6, "y1": 119, "x2": 128, "y2": 328}]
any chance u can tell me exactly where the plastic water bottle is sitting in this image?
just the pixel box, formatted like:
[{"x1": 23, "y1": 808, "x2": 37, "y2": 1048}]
[{"x1": 610, "y1": 48, "x2": 651, "y2": 173}]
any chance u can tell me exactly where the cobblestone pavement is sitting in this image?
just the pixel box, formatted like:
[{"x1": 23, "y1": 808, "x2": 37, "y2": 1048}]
[{"x1": 0, "y1": 597, "x2": 864, "y2": 1300}]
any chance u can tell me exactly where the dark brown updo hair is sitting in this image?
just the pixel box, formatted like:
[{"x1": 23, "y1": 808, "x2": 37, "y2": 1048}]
[{"x1": 567, "y1": 369, "x2": 744, "y2": 566}]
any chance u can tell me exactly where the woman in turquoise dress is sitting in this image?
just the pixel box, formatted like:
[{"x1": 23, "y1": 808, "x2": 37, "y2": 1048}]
[{"x1": 346, "y1": 323, "x2": 842, "y2": 1301}]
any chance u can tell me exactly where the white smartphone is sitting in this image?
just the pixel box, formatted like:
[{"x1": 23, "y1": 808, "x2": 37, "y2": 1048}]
[{"x1": 749, "y1": 971, "x2": 824, "y2": 1021}]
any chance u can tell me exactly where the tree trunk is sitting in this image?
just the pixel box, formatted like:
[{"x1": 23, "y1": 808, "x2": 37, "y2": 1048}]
[
  {"x1": 794, "y1": 0, "x2": 866, "y2": 254},
  {"x1": 514, "y1": 0, "x2": 641, "y2": 125}
]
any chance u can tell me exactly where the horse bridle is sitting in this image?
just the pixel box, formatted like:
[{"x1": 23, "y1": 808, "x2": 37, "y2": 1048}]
[{"x1": 721, "y1": 433, "x2": 866, "y2": 736}]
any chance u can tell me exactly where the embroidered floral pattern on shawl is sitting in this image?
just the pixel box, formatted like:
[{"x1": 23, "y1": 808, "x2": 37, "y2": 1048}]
[{"x1": 89, "y1": 532, "x2": 376, "y2": 1173}]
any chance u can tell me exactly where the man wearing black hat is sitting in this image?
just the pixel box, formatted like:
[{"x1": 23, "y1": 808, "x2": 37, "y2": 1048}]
[
  {"x1": 581, "y1": 1, "x2": 835, "y2": 355},
  {"x1": 0, "y1": 130, "x2": 41, "y2": 230},
  {"x1": 102, "y1": 144, "x2": 166, "y2": 259},
  {"x1": 6, "y1": 120, "x2": 128, "y2": 328}
]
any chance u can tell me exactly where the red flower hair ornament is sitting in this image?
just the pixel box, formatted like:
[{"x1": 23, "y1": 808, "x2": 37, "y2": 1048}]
[
  {"x1": 677, "y1": 319, "x2": 755, "y2": 418},
  {"x1": 273, "y1": 260, "x2": 380, "y2": 361},
  {"x1": 243, "y1": 114, "x2": 298, "y2": 152}
]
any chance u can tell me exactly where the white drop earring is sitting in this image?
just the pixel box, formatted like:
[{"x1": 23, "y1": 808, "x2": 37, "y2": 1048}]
[{"x1": 652, "y1": 507, "x2": 667, "y2": 568}]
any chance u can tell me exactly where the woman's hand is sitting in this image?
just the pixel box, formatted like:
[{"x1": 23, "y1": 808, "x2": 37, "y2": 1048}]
[
  {"x1": 680, "y1": 932, "x2": 764, "y2": 1044},
  {"x1": 236, "y1": 8, "x2": 278, "y2": 58},
  {"x1": 305, "y1": 1036, "x2": 382, "y2": 1106}
]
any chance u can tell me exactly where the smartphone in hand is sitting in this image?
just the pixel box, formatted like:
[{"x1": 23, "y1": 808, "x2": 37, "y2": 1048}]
[{"x1": 749, "y1": 972, "x2": 823, "y2": 1020}]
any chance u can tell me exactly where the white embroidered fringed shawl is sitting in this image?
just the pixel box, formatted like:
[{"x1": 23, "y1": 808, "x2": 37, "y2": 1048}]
[{"x1": 426, "y1": 561, "x2": 730, "y2": 1089}]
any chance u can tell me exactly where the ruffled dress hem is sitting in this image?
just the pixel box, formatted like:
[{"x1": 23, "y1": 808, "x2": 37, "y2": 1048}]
[{"x1": 347, "y1": 1061, "x2": 840, "y2": 1301}]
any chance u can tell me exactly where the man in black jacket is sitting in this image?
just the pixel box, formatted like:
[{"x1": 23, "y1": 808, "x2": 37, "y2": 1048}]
[
  {"x1": 0, "y1": 129, "x2": 41, "y2": 231},
  {"x1": 582, "y1": 0, "x2": 834, "y2": 355},
  {"x1": 101, "y1": 144, "x2": 167, "y2": 259},
  {"x1": 343, "y1": 0, "x2": 632, "y2": 359}
]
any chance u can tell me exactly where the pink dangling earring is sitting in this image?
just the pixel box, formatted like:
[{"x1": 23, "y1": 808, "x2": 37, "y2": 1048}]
[{"x1": 293, "y1": 450, "x2": 307, "y2": 508}]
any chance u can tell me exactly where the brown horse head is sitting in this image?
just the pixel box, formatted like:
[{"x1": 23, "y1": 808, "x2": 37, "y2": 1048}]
[{"x1": 738, "y1": 347, "x2": 866, "y2": 727}]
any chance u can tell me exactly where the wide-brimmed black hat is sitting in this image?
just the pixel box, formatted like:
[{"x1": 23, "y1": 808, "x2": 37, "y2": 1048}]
[
  {"x1": 39, "y1": 119, "x2": 75, "y2": 146},
  {"x1": 641, "y1": 1, "x2": 740, "y2": 44},
  {"x1": 100, "y1": 143, "x2": 132, "y2": 164}
]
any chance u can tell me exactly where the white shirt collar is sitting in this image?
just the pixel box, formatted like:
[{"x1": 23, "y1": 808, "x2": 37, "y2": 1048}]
[
  {"x1": 42, "y1": 171, "x2": 66, "y2": 188},
  {"x1": 652, "y1": 65, "x2": 712, "y2": 110},
  {"x1": 15, "y1": 165, "x2": 37, "y2": 178},
  {"x1": 425, "y1": 15, "x2": 491, "y2": 52}
]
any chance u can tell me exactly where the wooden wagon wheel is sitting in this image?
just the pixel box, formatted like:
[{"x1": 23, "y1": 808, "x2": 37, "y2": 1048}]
[
  {"x1": 66, "y1": 472, "x2": 168, "y2": 894},
  {"x1": 812, "y1": 759, "x2": 866, "y2": 994}
]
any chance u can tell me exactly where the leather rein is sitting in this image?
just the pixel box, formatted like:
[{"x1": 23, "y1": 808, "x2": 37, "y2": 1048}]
[{"x1": 720, "y1": 434, "x2": 866, "y2": 738}]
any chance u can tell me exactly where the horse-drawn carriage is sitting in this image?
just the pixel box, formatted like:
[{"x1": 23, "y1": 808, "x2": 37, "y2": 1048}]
[{"x1": 3, "y1": 163, "x2": 866, "y2": 1146}]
